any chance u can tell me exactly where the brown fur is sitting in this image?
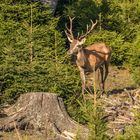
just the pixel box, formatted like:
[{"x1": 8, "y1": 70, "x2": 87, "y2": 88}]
[{"x1": 69, "y1": 41, "x2": 112, "y2": 95}]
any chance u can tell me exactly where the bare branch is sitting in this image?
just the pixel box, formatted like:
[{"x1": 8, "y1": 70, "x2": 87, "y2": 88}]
[{"x1": 124, "y1": 88, "x2": 135, "y2": 105}]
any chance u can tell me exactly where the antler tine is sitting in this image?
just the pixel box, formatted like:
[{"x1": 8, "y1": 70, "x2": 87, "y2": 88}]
[
  {"x1": 69, "y1": 16, "x2": 75, "y2": 25},
  {"x1": 79, "y1": 19, "x2": 98, "y2": 40},
  {"x1": 89, "y1": 19, "x2": 98, "y2": 32},
  {"x1": 65, "y1": 16, "x2": 75, "y2": 40},
  {"x1": 77, "y1": 32, "x2": 80, "y2": 39},
  {"x1": 65, "y1": 23, "x2": 71, "y2": 35}
]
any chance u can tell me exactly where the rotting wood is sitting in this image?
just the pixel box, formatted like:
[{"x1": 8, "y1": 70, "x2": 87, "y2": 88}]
[{"x1": 103, "y1": 88, "x2": 140, "y2": 135}]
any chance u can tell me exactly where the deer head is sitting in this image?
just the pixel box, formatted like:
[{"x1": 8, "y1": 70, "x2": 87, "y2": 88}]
[{"x1": 65, "y1": 17, "x2": 98, "y2": 55}]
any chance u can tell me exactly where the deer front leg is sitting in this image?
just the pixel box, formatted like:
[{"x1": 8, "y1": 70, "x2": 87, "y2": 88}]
[{"x1": 78, "y1": 66, "x2": 86, "y2": 96}]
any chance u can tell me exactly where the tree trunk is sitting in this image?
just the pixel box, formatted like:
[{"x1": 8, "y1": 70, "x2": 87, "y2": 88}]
[
  {"x1": 0, "y1": 92, "x2": 89, "y2": 140},
  {"x1": 40, "y1": 0, "x2": 58, "y2": 14}
]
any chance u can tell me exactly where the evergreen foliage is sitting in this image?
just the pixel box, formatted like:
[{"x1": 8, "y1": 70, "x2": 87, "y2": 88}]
[
  {"x1": 129, "y1": 31, "x2": 140, "y2": 86},
  {"x1": 78, "y1": 99, "x2": 109, "y2": 140},
  {"x1": 0, "y1": 1, "x2": 81, "y2": 104}
]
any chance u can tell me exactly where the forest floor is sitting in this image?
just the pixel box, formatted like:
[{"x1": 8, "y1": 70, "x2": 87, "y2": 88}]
[
  {"x1": 86, "y1": 65, "x2": 136, "y2": 95},
  {"x1": 0, "y1": 66, "x2": 139, "y2": 140},
  {"x1": 106, "y1": 66, "x2": 136, "y2": 93}
]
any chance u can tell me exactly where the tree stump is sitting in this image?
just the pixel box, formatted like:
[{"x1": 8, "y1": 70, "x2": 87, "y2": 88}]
[{"x1": 0, "y1": 92, "x2": 89, "y2": 140}]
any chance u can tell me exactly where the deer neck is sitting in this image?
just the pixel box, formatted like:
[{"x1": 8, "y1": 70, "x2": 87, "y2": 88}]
[{"x1": 76, "y1": 48, "x2": 87, "y2": 68}]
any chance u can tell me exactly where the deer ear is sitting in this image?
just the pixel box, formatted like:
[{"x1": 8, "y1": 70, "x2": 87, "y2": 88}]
[{"x1": 79, "y1": 38, "x2": 86, "y2": 45}]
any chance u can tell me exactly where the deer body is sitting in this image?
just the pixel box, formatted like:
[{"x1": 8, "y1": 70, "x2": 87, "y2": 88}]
[
  {"x1": 65, "y1": 17, "x2": 112, "y2": 95},
  {"x1": 76, "y1": 43, "x2": 111, "y2": 71}
]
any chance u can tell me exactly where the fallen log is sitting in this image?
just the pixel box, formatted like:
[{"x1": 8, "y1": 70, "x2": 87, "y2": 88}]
[{"x1": 0, "y1": 92, "x2": 89, "y2": 140}]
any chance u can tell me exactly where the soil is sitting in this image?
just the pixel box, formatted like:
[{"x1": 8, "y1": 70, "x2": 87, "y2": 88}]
[
  {"x1": 106, "y1": 66, "x2": 136, "y2": 93},
  {"x1": 86, "y1": 65, "x2": 136, "y2": 95}
]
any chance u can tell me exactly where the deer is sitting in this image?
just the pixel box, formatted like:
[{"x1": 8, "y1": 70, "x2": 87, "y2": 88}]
[{"x1": 65, "y1": 17, "x2": 112, "y2": 96}]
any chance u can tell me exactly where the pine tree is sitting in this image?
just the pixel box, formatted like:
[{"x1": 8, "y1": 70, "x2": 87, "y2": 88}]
[{"x1": 0, "y1": 0, "x2": 81, "y2": 104}]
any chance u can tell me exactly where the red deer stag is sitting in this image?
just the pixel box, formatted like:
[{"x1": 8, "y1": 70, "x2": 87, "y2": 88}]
[{"x1": 65, "y1": 17, "x2": 111, "y2": 96}]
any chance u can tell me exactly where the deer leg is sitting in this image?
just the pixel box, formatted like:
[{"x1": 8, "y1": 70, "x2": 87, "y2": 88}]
[
  {"x1": 101, "y1": 62, "x2": 109, "y2": 96},
  {"x1": 78, "y1": 67, "x2": 86, "y2": 96},
  {"x1": 99, "y1": 66, "x2": 104, "y2": 94},
  {"x1": 103, "y1": 63, "x2": 109, "y2": 84},
  {"x1": 81, "y1": 71, "x2": 86, "y2": 96}
]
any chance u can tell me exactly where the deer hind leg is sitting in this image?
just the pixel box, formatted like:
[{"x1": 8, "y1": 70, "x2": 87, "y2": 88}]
[
  {"x1": 104, "y1": 62, "x2": 109, "y2": 84},
  {"x1": 104, "y1": 53, "x2": 111, "y2": 83},
  {"x1": 99, "y1": 66, "x2": 105, "y2": 94},
  {"x1": 100, "y1": 62, "x2": 109, "y2": 96}
]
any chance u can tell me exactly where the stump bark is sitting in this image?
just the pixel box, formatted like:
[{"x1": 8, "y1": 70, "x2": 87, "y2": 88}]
[{"x1": 0, "y1": 92, "x2": 89, "y2": 140}]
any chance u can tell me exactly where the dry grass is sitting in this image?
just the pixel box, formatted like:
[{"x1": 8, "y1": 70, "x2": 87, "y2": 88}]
[{"x1": 0, "y1": 131, "x2": 44, "y2": 140}]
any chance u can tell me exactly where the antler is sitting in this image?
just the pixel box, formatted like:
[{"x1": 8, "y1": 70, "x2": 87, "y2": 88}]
[
  {"x1": 78, "y1": 20, "x2": 98, "y2": 40},
  {"x1": 65, "y1": 16, "x2": 75, "y2": 42}
]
